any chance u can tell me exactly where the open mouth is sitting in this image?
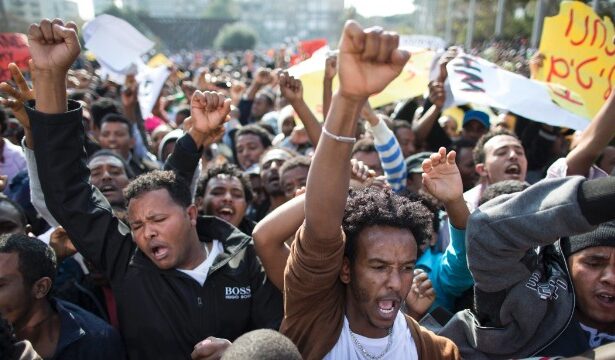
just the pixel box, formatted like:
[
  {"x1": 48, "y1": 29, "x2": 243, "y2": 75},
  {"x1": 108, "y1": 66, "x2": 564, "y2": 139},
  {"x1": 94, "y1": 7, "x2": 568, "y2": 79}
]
[
  {"x1": 504, "y1": 164, "x2": 521, "y2": 176},
  {"x1": 377, "y1": 299, "x2": 398, "y2": 318},
  {"x1": 151, "y1": 245, "x2": 169, "y2": 261},
  {"x1": 596, "y1": 293, "x2": 615, "y2": 305},
  {"x1": 216, "y1": 207, "x2": 235, "y2": 222},
  {"x1": 99, "y1": 185, "x2": 117, "y2": 194}
]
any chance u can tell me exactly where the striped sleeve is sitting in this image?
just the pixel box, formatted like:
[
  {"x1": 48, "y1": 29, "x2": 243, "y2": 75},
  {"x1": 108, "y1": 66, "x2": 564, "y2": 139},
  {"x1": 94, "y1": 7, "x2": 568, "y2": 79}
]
[{"x1": 371, "y1": 119, "x2": 407, "y2": 192}]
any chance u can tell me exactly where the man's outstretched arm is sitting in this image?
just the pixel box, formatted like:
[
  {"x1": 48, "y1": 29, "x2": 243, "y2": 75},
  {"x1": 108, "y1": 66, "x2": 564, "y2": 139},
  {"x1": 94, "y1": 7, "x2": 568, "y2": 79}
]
[
  {"x1": 27, "y1": 19, "x2": 132, "y2": 281},
  {"x1": 304, "y1": 21, "x2": 410, "y2": 241}
]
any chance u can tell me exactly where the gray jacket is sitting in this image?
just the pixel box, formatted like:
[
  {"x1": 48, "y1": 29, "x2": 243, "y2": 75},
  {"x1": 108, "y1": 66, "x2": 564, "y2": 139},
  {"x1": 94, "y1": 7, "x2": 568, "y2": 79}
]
[{"x1": 440, "y1": 176, "x2": 597, "y2": 359}]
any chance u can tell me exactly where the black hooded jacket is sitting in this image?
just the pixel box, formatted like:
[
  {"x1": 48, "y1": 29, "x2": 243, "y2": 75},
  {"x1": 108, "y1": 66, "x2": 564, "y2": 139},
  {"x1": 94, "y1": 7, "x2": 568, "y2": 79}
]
[{"x1": 27, "y1": 101, "x2": 283, "y2": 360}]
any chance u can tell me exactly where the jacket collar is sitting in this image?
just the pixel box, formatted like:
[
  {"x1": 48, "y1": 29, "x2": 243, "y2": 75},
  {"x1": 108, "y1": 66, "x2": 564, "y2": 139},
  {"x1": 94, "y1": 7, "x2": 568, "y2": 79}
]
[{"x1": 51, "y1": 298, "x2": 85, "y2": 358}]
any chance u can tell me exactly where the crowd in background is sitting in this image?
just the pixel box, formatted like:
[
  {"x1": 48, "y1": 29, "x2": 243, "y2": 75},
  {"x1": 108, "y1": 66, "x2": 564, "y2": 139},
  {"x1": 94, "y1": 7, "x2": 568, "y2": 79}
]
[{"x1": 0, "y1": 16, "x2": 614, "y2": 360}]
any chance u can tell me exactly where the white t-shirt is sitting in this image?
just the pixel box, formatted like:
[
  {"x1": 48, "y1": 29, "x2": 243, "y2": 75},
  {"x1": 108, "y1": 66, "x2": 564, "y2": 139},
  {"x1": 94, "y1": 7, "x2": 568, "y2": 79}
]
[
  {"x1": 324, "y1": 311, "x2": 418, "y2": 360},
  {"x1": 178, "y1": 240, "x2": 222, "y2": 286}
]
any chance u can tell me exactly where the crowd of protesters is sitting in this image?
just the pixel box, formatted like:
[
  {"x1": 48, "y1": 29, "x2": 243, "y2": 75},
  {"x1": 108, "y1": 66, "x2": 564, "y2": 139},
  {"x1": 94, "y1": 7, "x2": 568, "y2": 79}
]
[{"x1": 0, "y1": 16, "x2": 613, "y2": 360}]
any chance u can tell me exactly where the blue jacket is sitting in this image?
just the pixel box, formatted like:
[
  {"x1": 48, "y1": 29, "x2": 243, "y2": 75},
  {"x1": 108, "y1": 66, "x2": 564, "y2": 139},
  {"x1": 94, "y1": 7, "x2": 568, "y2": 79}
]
[
  {"x1": 51, "y1": 298, "x2": 125, "y2": 360},
  {"x1": 417, "y1": 224, "x2": 473, "y2": 312}
]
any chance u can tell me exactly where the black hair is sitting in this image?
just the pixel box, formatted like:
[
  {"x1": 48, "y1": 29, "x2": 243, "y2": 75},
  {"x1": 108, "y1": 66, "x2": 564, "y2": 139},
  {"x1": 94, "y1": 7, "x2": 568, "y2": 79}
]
[
  {"x1": 221, "y1": 329, "x2": 302, "y2": 360},
  {"x1": 472, "y1": 129, "x2": 518, "y2": 165},
  {"x1": 235, "y1": 124, "x2": 273, "y2": 148},
  {"x1": 87, "y1": 149, "x2": 135, "y2": 179},
  {"x1": 124, "y1": 170, "x2": 191, "y2": 208},
  {"x1": 400, "y1": 190, "x2": 442, "y2": 234},
  {"x1": 392, "y1": 120, "x2": 412, "y2": 134},
  {"x1": 0, "y1": 195, "x2": 28, "y2": 230},
  {"x1": 256, "y1": 91, "x2": 275, "y2": 107},
  {"x1": 100, "y1": 113, "x2": 133, "y2": 138},
  {"x1": 478, "y1": 180, "x2": 529, "y2": 206},
  {"x1": 351, "y1": 138, "x2": 377, "y2": 156},
  {"x1": 342, "y1": 188, "x2": 432, "y2": 263},
  {"x1": 195, "y1": 163, "x2": 253, "y2": 204},
  {"x1": 175, "y1": 106, "x2": 191, "y2": 119},
  {"x1": 0, "y1": 233, "x2": 56, "y2": 287},
  {"x1": 279, "y1": 155, "x2": 311, "y2": 179},
  {"x1": 90, "y1": 97, "x2": 120, "y2": 130}
]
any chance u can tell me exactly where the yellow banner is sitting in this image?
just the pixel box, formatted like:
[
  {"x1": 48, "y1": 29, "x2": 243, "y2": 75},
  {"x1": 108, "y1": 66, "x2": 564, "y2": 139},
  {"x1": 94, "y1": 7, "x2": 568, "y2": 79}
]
[
  {"x1": 294, "y1": 50, "x2": 434, "y2": 120},
  {"x1": 537, "y1": 0, "x2": 615, "y2": 119}
]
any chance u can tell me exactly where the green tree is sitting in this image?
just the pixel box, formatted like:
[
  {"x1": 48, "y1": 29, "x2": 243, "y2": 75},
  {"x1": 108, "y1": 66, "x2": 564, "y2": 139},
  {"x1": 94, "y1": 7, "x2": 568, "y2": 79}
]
[
  {"x1": 204, "y1": 0, "x2": 239, "y2": 19},
  {"x1": 213, "y1": 23, "x2": 257, "y2": 51}
]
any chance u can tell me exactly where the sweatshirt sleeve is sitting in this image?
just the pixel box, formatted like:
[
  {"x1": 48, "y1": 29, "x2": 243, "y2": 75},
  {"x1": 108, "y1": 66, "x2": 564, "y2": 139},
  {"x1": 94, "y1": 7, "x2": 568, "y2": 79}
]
[
  {"x1": 27, "y1": 101, "x2": 134, "y2": 282},
  {"x1": 467, "y1": 176, "x2": 594, "y2": 293},
  {"x1": 163, "y1": 133, "x2": 202, "y2": 197},
  {"x1": 22, "y1": 139, "x2": 60, "y2": 228},
  {"x1": 370, "y1": 119, "x2": 407, "y2": 192}
]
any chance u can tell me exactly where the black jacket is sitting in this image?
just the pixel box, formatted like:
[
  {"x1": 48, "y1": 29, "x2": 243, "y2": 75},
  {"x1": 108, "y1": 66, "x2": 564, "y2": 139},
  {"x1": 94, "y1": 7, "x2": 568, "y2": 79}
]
[{"x1": 28, "y1": 102, "x2": 283, "y2": 360}]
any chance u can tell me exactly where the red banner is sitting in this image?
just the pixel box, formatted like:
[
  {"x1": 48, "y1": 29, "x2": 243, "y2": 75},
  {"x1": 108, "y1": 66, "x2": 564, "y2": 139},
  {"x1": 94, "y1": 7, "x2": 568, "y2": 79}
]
[{"x1": 0, "y1": 33, "x2": 30, "y2": 81}]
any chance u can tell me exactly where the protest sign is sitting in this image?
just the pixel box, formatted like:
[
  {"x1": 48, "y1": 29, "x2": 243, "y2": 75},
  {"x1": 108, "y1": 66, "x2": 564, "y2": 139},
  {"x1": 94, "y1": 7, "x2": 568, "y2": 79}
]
[
  {"x1": 83, "y1": 15, "x2": 154, "y2": 73},
  {"x1": 137, "y1": 65, "x2": 171, "y2": 116},
  {"x1": 0, "y1": 33, "x2": 30, "y2": 82},
  {"x1": 448, "y1": 54, "x2": 589, "y2": 131},
  {"x1": 288, "y1": 47, "x2": 434, "y2": 119},
  {"x1": 537, "y1": 0, "x2": 615, "y2": 119}
]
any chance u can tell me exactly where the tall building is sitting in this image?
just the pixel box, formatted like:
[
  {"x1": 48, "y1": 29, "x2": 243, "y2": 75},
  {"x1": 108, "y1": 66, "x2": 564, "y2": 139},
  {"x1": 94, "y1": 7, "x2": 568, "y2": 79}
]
[
  {"x1": 1, "y1": 0, "x2": 81, "y2": 23},
  {"x1": 236, "y1": 0, "x2": 345, "y2": 45},
  {"x1": 123, "y1": 0, "x2": 209, "y2": 18},
  {"x1": 93, "y1": 0, "x2": 115, "y2": 15}
]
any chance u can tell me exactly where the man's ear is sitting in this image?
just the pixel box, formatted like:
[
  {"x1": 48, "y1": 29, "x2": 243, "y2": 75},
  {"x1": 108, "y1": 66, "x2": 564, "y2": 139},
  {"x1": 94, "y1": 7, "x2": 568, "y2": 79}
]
[
  {"x1": 340, "y1": 256, "x2": 352, "y2": 285},
  {"x1": 475, "y1": 163, "x2": 487, "y2": 178},
  {"x1": 187, "y1": 204, "x2": 198, "y2": 226},
  {"x1": 194, "y1": 196, "x2": 204, "y2": 214},
  {"x1": 31, "y1": 277, "x2": 53, "y2": 300}
]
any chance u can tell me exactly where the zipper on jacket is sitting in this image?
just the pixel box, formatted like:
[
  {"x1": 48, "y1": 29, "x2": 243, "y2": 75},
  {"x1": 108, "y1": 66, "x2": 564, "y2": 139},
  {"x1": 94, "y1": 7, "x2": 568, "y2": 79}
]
[{"x1": 530, "y1": 245, "x2": 576, "y2": 356}]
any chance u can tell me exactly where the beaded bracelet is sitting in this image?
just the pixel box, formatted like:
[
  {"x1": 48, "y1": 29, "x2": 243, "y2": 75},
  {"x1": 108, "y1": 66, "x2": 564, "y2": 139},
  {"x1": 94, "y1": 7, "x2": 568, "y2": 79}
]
[{"x1": 321, "y1": 126, "x2": 357, "y2": 144}]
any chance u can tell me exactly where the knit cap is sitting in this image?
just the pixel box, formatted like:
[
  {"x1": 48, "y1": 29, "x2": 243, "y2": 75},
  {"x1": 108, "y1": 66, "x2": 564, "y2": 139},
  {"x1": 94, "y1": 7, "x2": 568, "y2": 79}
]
[{"x1": 561, "y1": 220, "x2": 615, "y2": 257}]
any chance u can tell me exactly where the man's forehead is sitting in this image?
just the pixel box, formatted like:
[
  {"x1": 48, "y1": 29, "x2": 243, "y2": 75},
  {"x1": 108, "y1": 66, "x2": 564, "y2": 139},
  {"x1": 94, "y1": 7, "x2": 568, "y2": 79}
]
[
  {"x1": 0, "y1": 252, "x2": 20, "y2": 275},
  {"x1": 88, "y1": 155, "x2": 126, "y2": 170},
  {"x1": 484, "y1": 135, "x2": 523, "y2": 151},
  {"x1": 261, "y1": 150, "x2": 292, "y2": 165},
  {"x1": 207, "y1": 175, "x2": 243, "y2": 189}
]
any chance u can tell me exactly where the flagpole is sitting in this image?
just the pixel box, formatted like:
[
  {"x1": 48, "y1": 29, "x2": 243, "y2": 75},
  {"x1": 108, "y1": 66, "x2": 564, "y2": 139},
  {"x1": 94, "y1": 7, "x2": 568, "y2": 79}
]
[
  {"x1": 466, "y1": 0, "x2": 476, "y2": 50},
  {"x1": 530, "y1": 0, "x2": 545, "y2": 48},
  {"x1": 495, "y1": 0, "x2": 505, "y2": 36}
]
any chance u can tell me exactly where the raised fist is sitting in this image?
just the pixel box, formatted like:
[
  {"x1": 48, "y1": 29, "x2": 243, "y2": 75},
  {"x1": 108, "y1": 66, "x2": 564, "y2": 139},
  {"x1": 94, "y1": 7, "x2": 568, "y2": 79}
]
[
  {"x1": 337, "y1": 21, "x2": 409, "y2": 101},
  {"x1": 27, "y1": 19, "x2": 81, "y2": 74}
]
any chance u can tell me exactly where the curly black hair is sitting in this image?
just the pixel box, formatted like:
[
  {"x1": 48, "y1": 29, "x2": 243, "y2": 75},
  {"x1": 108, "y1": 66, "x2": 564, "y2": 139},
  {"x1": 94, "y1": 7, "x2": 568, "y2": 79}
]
[
  {"x1": 279, "y1": 155, "x2": 311, "y2": 178},
  {"x1": 124, "y1": 170, "x2": 191, "y2": 208},
  {"x1": 0, "y1": 234, "x2": 56, "y2": 287},
  {"x1": 472, "y1": 129, "x2": 519, "y2": 165},
  {"x1": 195, "y1": 163, "x2": 253, "y2": 204},
  {"x1": 399, "y1": 189, "x2": 442, "y2": 234},
  {"x1": 235, "y1": 124, "x2": 273, "y2": 148},
  {"x1": 342, "y1": 188, "x2": 432, "y2": 262}
]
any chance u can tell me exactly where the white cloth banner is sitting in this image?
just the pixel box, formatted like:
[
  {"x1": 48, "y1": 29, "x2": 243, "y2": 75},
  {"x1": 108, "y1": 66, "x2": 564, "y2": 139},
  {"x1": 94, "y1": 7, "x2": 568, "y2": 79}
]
[
  {"x1": 399, "y1": 35, "x2": 446, "y2": 51},
  {"x1": 83, "y1": 15, "x2": 154, "y2": 73},
  {"x1": 447, "y1": 54, "x2": 590, "y2": 131},
  {"x1": 137, "y1": 65, "x2": 171, "y2": 117}
]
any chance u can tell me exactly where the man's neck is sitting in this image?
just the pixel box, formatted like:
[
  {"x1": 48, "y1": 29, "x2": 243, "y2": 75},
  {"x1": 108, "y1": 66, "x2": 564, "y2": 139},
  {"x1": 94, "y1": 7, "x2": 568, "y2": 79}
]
[
  {"x1": 16, "y1": 300, "x2": 61, "y2": 358},
  {"x1": 178, "y1": 233, "x2": 208, "y2": 270}
]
